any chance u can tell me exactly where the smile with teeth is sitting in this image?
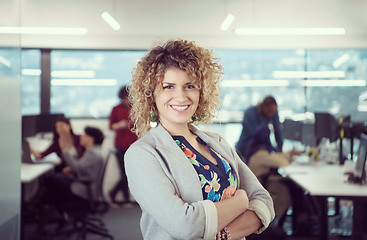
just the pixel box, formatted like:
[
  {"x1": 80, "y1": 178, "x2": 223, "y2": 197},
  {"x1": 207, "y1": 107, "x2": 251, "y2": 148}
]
[{"x1": 171, "y1": 105, "x2": 189, "y2": 111}]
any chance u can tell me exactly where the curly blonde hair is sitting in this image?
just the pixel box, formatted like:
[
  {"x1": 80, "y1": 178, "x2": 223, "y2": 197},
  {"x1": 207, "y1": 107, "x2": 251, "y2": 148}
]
[{"x1": 128, "y1": 39, "x2": 223, "y2": 138}]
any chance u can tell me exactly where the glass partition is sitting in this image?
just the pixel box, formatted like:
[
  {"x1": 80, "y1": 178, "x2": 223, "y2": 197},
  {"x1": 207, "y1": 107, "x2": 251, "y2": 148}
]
[
  {"x1": 0, "y1": 0, "x2": 21, "y2": 239},
  {"x1": 215, "y1": 49, "x2": 306, "y2": 122},
  {"x1": 306, "y1": 49, "x2": 367, "y2": 121}
]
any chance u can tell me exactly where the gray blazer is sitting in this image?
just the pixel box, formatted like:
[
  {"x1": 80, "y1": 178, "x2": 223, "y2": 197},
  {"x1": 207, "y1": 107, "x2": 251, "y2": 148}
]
[
  {"x1": 63, "y1": 146, "x2": 104, "y2": 201},
  {"x1": 125, "y1": 124, "x2": 275, "y2": 240}
]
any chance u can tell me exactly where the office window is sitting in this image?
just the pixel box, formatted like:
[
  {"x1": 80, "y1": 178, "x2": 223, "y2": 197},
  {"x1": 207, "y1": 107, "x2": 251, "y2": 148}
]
[
  {"x1": 306, "y1": 49, "x2": 367, "y2": 121},
  {"x1": 21, "y1": 49, "x2": 41, "y2": 115},
  {"x1": 50, "y1": 50, "x2": 147, "y2": 118},
  {"x1": 0, "y1": 48, "x2": 21, "y2": 77},
  {"x1": 215, "y1": 49, "x2": 305, "y2": 122}
]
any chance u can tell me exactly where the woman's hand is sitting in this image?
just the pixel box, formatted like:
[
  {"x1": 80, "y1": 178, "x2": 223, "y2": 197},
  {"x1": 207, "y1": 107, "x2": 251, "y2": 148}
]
[
  {"x1": 215, "y1": 189, "x2": 249, "y2": 231},
  {"x1": 29, "y1": 145, "x2": 42, "y2": 159},
  {"x1": 62, "y1": 166, "x2": 74, "y2": 178},
  {"x1": 59, "y1": 136, "x2": 73, "y2": 152},
  {"x1": 234, "y1": 189, "x2": 249, "y2": 210},
  {"x1": 112, "y1": 120, "x2": 128, "y2": 130}
]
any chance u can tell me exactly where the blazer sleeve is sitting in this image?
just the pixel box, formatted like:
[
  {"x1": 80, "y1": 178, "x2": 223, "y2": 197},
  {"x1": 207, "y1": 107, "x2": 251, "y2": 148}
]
[{"x1": 125, "y1": 143, "x2": 218, "y2": 240}]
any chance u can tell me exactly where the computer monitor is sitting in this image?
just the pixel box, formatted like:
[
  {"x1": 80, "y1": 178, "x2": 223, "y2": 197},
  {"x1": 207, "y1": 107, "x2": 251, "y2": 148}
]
[
  {"x1": 36, "y1": 113, "x2": 64, "y2": 134},
  {"x1": 314, "y1": 112, "x2": 339, "y2": 142},
  {"x1": 283, "y1": 119, "x2": 302, "y2": 142},
  {"x1": 22, "y1": 115, "x2": 38, "y2": 139},
  {"x1": 354, "y1": 133, "x2": 367, "y2": 182},
  {"x1": 301, "y1": 123, "x2": 317, "y2": 147}
]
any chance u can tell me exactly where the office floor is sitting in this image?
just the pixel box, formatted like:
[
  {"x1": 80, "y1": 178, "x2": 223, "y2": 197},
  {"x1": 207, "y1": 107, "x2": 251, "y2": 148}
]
[{"x1": 23, "y1": 201, "x2": 354, "y2": 240}]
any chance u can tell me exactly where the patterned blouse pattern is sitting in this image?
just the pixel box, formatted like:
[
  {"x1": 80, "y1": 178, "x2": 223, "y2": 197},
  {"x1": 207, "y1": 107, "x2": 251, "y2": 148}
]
[{"x1": 173, "y1": 136, "x2": 238, "y2": 202}]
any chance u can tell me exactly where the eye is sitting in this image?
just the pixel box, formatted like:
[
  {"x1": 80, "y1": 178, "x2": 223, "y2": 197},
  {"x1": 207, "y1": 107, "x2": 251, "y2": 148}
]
[
  {"x1": 162, "y1": 84, "x2": 174, "y2": 90},
  {"x1": 186, "y1": 84, "x2": 196, "y2": 90}
]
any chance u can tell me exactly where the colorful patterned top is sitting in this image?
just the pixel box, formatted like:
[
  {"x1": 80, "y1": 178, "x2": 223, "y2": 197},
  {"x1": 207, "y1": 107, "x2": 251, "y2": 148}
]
[{"x1": 173, "y1": 135, "x2": 238, "y2": 202}]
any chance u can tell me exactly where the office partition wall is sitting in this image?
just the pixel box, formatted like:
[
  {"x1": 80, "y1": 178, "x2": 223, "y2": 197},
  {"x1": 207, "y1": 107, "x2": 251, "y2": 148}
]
[{"x1": 0, "y1": 0, "x2": 21, "y2": 239}]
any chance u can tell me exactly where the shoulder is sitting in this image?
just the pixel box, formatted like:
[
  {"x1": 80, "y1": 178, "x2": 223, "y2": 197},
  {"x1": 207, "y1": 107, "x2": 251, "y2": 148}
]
[
  {"x1": 125, "y1": 132, "x2": 157, "y2": 160},
  {"x1": 111, "y1": 103, "x2": 124, "y2": 112},
  {"x1": 86, "y1": 147, "x2": 103, "y2": 160},
  {"x1": 246, "y1": 106, "x2": 257, "y2": 114}
]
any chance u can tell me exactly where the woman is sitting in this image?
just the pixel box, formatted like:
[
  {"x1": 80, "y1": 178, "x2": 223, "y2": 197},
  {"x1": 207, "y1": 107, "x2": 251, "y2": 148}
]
[
  {"x1": 125, "y1": 39, "x2": 275, "y2": 240},
  {"x1": 30, "y1": 116, "x2": 84, "y2": 171}
]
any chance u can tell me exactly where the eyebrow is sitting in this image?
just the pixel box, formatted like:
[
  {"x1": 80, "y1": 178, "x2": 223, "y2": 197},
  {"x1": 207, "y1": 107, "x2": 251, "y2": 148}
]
[{"x1": 162, "y1": 81, "x2": 193, "y2": 85}]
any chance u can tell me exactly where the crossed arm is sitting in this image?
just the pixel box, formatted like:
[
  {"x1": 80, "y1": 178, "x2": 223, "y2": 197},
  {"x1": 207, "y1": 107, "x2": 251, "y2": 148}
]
[{"x1": 215, "y1": 189, "x2": 262, "y2": 240}]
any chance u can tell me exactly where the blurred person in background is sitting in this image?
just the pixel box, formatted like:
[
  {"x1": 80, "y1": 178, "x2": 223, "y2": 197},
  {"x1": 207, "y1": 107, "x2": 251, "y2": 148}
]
[
  {"x1": 236, "y1": 96, "x2": 283, "y2": 164},
  {"x1": 30, "y1": 115, "x2": 84, "y2": 172},
  {"x1": 108, "y1": 85, "x2": 138, "y2": 207},
  {"x1": 33, "y1": 126, "x2": 104, "y2": 238}
]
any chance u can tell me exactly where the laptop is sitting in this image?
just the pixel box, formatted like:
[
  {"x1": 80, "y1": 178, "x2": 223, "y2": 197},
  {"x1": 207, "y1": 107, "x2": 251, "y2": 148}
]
[{"x1": 22, "y1": 140, "x2": 35, "y2": 164}]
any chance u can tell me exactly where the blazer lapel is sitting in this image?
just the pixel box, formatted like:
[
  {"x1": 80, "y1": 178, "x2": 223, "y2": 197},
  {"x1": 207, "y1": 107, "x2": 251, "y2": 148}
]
[{"x1": 150, "y1": 125, "x2": 204, "y2": 203}]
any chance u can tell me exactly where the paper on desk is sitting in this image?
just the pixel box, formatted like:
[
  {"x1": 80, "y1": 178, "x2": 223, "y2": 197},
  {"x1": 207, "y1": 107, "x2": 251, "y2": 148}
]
[
  {"x1": 343, "y1": 160, "x2": 355, "y2": 174},
  {"x1": 292, "y1": 154, "x2": 310, "y2": 165}
]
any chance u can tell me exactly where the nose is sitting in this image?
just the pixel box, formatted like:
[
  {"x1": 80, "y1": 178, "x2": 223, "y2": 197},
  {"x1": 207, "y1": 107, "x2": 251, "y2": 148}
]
[{"x1": 175, "y1": 87, "x2": 188, "y2": 100}]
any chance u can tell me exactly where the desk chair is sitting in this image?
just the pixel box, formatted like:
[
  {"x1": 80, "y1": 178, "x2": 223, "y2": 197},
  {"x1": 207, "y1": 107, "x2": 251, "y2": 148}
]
[{"x1": 48, "y1": 150, "x2": 116, "y2": 240}]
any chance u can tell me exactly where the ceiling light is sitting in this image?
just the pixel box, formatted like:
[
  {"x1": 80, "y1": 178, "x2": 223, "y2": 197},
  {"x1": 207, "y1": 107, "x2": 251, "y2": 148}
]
[
  {"x1": 51, "y1": 79, "x2": 118, "y2": 86},
  {"x1": 301, "y1": 80, "x2": 365, "y2": 87},
  {"x1": 220, "y1": 14, "x2": 235, "y2": 31},
  {"x1": 51, "y1": 70, "x2": 96, "y2": 78},
  {"x1": 0, "y1": 27, "x2": 88, "y2": 35},
  {"x1": 333, "y1": 54, "x2": 350, "y2": 68},
  {"x1": 234, "y1": 28, "x2": 345, "y2": 35},
  {"x1": 359, "y1": 91, "x2": 367, "y2": 102},
  {"x1": 272, "y1": 71, "x2": 345, "y2": 79},
  {"x1": 357, "y1": 105, "x2": 367, "y2": 112},
  {"x1": 221, "y1": 80, "x2": 289, "y2": 87},
  {"x1": 101, "y1": 11, "x2": 120, "y2": 31},
  {"x1": 22, "y1": 69, "x2": 41, "y2": 75},
  {"x1": 0, "y1": 56, "x2": 11, "y2": 67}
]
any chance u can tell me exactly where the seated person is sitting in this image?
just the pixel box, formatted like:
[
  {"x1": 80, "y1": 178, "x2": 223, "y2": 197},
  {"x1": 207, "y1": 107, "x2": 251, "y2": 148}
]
[
  {"x1": 60, "y1": 126, "x2": 105, "y2": 205},
  {"x1": 30, "y1": 116, "x2": 85, "y2": 172},
  {"x1": 246, "y1": 123, "x2": 301, "y2": 232},
  {"x1": 236, "y1": 96, "x2": 283, "y2": 164},
  {"x1": 35, "y1": 126, "x2": 105, "y2": 237}
]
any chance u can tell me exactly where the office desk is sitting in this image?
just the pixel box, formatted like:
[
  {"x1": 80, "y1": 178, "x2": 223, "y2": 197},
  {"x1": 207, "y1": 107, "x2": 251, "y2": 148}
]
[
  {"x1": 21, "y1": 162, "x2": 59, "y2": 240},
  {"x1": 283, "y1": 163, "x2": 367, "y2": 240},
  {"x1": 21, "y1": 163, "x2": 54, "y2": 183}
]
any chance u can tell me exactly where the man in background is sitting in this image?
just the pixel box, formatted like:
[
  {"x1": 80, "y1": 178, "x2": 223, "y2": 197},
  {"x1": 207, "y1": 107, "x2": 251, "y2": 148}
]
[
  {"x1": 109, "y1": 86, "x2": 138, "y2": 207},
  {"x1": 236, "y1": 95, "x2": 283, "y2": 163}
]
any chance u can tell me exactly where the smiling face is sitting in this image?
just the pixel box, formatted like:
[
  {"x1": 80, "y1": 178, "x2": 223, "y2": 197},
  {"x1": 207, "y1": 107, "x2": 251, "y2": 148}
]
[{"x1": 153, "y1": 68, "x2": 200, "y2": 133}]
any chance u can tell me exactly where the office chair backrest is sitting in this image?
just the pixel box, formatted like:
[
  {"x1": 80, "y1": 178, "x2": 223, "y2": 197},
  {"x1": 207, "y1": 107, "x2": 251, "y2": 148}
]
[{"x1": 94, "y1": 149, "x2": 117, "y2": 213}]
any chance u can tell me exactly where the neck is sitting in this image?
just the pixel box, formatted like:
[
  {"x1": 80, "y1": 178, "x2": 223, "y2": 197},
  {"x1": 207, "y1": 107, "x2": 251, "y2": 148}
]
[{"x1": 162, "y1": 123, "x2": 194, "y2": 138}]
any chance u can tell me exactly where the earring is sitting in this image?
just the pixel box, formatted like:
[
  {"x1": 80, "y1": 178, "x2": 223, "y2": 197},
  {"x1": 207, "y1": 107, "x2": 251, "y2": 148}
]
[
  {"x1": 191, "y1": 113, "x2": 205, "y2": 122},
  {"x1": 149, "y1": 109, "x2": 158, "y2": 128}
]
